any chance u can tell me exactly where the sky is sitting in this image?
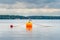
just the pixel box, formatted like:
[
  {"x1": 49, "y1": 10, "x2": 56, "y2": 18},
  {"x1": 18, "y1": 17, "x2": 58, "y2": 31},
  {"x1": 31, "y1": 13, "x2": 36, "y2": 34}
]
[{"x1": 0, "y1": 0, "x2": 60, "y2": 16}]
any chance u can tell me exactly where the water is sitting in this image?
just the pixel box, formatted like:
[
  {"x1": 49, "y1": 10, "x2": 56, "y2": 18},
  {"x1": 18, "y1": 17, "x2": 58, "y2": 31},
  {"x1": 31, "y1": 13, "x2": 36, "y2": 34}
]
[{"x1": 0, "y1": 19, "x2": 60, "y2": 40}]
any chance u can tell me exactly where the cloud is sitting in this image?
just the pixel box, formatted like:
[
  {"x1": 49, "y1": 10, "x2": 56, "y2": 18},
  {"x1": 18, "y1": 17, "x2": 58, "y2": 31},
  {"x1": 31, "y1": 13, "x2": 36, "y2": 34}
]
[
  {"x1": 0, "y1": 1, "x2": 60, "y2": 9},
  {"x1": 44, "y1": 2, "x2": 60, "y2": 8},
  {"x1": 0, "y1": 1, "x2": 37, "y2": 9},
  {"x1": 0, "y1": 8, "x2": 60, "y2": 16},
  {"x1": 0, "y1": 1, "x2": 59, "y2": 16},
  {"x1": 0, "y1": 0, "x2": 16, "y2": 4},
  {"x1": 13, "y1": 8, "x2": 60, "y2": 13},
  {"x1": 0, "y1": 0, "x2": 60, "y2": 8}
]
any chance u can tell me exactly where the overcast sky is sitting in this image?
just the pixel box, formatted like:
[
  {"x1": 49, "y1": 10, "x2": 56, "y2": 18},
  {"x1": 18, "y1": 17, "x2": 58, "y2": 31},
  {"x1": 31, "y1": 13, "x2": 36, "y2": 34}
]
[{"x1": 0, "y1": 0, "x2": 60, "y2": 16}]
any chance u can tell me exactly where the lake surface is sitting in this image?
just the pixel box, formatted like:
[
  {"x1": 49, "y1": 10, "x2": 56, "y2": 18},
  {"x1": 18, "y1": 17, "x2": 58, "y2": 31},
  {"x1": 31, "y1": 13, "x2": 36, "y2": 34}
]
[{"x1": 0, "y1": 19, "x2": 60, "y2": 40}]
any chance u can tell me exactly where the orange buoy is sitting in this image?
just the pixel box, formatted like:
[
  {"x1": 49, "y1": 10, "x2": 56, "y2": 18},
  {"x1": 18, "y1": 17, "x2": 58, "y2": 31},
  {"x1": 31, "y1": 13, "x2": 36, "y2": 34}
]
[
  {"x1": 10, "y1": 25, "x2": 14, "y2": 29},
  {"x1": 26, "y1": 21, "x2": 32, "y2": 31}
]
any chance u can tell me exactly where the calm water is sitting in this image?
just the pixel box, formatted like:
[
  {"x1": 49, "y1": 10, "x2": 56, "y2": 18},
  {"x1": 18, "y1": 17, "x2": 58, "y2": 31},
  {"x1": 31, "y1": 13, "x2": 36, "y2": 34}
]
[{"x1": 0, "y1": 19, "x2": 60, "y2": 40}]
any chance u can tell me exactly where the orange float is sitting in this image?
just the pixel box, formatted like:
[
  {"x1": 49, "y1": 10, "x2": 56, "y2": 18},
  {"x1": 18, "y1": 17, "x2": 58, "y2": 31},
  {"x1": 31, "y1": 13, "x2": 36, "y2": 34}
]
[{"x1": 26, "y1": 21, "x2": 32, "y2": 31}]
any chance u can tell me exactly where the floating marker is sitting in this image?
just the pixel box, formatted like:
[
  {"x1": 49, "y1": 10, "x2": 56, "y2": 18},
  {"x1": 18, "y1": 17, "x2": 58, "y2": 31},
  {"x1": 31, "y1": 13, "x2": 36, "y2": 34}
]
[
  {"x1": 10, "y1": 25, "x2": 13, "y2": 28},
  {"x1": 26, "y1": 21, "x2": 32, "y2": 31}
]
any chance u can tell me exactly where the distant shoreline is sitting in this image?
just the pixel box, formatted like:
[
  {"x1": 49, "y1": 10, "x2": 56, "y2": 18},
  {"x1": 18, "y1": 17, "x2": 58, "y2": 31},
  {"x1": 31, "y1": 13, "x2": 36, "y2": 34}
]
[{"x1": 0, "y1": 15, "x2": 60, "y2": 19}]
